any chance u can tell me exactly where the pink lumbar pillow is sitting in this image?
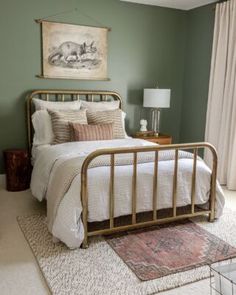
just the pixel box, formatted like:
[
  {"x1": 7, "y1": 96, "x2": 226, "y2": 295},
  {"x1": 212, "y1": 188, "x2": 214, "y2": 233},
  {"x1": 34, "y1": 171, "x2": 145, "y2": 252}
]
[{"x1": 70, "y1": 123, "x2": 114, "y2": 141}]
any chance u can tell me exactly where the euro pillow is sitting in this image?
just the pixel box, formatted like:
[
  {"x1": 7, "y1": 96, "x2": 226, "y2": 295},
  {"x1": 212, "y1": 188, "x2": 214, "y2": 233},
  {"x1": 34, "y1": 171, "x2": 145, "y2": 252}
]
[
  {"x1": 70, "y1": 123, "x2": 114, "y2": 141},
  {"x1": 48, "y1": 109, "x2": 87, "y2": 144},
  {"x1": 81, "y1": 100, "x2": 120, "y2": 111},
  {"x1": 87, "y1": 109, "x2": 126, "y2": 139},
  {"x1": 32, "y1": 110, "x2": 54, "y2": 146},
  {"x1": 33, "y1": 98, "x2": 81, "y2": 111}
]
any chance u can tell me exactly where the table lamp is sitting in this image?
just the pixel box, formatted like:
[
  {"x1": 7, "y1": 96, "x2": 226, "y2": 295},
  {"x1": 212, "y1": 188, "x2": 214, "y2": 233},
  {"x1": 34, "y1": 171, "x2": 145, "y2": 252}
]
[{"x1": 143, "y1": 88, "x2": 171, "y2": 136}]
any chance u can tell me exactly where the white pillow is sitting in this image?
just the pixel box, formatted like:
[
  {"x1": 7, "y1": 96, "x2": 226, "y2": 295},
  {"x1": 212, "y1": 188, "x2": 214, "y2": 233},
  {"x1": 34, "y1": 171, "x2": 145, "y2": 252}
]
[
  {"x1": 81, "y1": 100, "x2": 120, "y2": 111},
  {"x1": 121, "y1": 111, "x2": 130, "y2": 138},
  {"x1": 33, "y1": 98, "x2": 81, "y2": 111},
  {"x1": 32, "y1": 110, "x2": 54, "y2": 146}
]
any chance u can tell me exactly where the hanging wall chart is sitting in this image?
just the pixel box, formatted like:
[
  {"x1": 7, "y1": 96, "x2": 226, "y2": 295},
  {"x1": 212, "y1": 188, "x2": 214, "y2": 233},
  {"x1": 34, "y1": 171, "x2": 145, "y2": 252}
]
[{"x1": 38, "y1": 20, "x2": 109, "y2": 80}]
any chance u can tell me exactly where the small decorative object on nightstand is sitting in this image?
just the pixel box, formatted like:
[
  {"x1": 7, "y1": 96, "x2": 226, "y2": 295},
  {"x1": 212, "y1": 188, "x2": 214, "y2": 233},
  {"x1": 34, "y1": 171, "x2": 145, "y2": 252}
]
[
  {"x1": 140, "y1": 119, "x2": 148, "y2": 132},
  {"x1": 134, "y1": 132, "x2": 172, "y2": 145},
  {"x1": 3, "y1": 149, "x2": 31, "y2": 191}
]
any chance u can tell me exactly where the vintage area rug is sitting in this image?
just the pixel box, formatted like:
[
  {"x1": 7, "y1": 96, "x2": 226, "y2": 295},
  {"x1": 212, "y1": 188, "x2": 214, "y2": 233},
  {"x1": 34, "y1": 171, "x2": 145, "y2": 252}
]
[
  {"x1": 17, "y1": 208, "x2": 236, "y2": 295},
  {"x1": 106, "y1": 220, "x2": 236, "y2": 281}
]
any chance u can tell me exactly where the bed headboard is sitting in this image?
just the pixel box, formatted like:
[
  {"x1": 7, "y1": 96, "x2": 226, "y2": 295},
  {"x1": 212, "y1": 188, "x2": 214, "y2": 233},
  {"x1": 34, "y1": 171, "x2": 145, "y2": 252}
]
[{"x1": 26, "y1": 89, "x2": 122, "y2": 149}]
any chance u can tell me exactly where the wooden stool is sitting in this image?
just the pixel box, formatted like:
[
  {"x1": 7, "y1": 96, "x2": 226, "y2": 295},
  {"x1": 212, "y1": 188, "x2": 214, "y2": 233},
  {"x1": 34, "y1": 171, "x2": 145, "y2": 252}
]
[{"x1": 3, "y1": 149, "x2": 31, "y2": 191}]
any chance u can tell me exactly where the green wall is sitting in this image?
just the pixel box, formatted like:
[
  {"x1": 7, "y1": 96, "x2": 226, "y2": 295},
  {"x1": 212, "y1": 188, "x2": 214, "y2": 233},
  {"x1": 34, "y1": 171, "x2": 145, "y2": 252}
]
[
  {"x1": 0, "y1": 0, "x2": 187, "y2": 173},
  {"x1": 180, "y1": 4, "x2": 215, "y2": 143}
]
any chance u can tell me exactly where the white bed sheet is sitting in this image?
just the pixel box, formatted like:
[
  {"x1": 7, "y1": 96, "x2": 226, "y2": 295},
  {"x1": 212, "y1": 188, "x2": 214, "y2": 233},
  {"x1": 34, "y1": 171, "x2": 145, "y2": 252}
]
[
  {"x1": 31, "y1": 144, "x2": 50, "y2": 166},
  {"x1": 30, "y1": 139, "x2": 225, "y2": 248}
]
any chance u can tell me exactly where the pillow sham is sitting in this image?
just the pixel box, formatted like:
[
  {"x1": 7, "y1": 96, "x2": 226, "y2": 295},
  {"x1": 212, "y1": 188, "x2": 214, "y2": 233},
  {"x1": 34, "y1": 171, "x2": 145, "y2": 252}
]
[
  {"x1": 81, "y1": 100, "x2": 120, "y2": 111},
  {"x1": 48, "y1": 109, "x2": 87, "y2": 144},
  {"x1": 121, "y1": 111, "x2": 130, "y2": 138},
  {"x1": 33, "y1": 98, "x2": 81, "y2": 111},
  {"x1": 70, "y1": 123, "x2": 114, "y2": 141},
  {"x1": 87, "y1": 109, "x2": 126, "y2": 139},
  {"x1": 32, "y1": 110, "x2": 54, "y2": 146},
  {"x1": 81, "y1": 100, "x2": 129, "y2": 137}
]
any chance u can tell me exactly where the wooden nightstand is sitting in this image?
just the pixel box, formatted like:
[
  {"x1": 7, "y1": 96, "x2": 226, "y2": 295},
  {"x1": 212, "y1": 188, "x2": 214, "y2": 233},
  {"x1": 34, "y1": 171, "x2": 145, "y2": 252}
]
[
  {"x1": 134, "y1": 133, "x2": 172, "y2": 145},
  {"x1": 3, "y1": 149, "x2": 31, "y2": 191}
]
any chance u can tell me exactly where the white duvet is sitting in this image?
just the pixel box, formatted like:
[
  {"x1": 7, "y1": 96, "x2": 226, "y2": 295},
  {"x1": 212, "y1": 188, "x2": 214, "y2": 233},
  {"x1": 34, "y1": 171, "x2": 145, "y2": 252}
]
[{"x1": 31, "y1": 139, "x2": 225, "y2": 248}]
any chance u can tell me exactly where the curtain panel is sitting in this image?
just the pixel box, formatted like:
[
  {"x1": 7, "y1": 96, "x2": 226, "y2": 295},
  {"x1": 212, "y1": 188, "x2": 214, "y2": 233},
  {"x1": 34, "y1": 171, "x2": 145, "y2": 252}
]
[{"x1": 205, "y1": 0, "x2": 236, "y2": 190}]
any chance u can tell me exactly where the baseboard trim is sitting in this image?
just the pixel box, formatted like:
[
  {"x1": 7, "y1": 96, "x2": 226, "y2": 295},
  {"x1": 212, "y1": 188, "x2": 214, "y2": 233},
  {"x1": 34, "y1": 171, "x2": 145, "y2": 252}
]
[{"x1": 0, "y1": 174, "x2": 6, "y2": 189}]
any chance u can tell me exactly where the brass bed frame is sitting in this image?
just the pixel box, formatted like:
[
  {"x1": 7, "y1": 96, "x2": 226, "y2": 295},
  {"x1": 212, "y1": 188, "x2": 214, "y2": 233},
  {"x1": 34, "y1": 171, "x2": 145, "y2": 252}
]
[{"x1": 27, "y1": 90, "x2": 217, "y2": 249}]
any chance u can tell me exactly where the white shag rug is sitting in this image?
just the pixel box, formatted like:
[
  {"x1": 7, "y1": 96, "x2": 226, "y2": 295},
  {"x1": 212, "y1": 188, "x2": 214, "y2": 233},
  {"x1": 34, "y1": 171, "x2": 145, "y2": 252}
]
[{"x1": 17, "y1": 207, "x2": 236, "y2": 295}]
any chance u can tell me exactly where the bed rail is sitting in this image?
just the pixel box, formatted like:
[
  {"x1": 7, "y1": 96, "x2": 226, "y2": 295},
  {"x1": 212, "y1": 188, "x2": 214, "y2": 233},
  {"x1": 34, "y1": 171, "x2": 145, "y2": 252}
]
[{"x1": 80, "y1": 142, "x2": 217, "y2": 248}]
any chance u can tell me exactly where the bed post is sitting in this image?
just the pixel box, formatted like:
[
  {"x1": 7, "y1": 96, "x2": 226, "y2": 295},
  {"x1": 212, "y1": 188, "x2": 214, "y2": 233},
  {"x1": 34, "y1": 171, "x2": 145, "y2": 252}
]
[
  {"x1": 208, "y1": 145, "x2": 218, "y2": 222},
  {"x1": 81, "y1": 169, "x2": 89, "y2": 249}
]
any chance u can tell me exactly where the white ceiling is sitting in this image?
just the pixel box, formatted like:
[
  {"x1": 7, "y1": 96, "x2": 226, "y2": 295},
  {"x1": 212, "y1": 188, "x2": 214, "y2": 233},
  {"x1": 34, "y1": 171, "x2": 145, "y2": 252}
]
[{"x1": 120, "y1": 0, "x2": 217, "y2": 10}]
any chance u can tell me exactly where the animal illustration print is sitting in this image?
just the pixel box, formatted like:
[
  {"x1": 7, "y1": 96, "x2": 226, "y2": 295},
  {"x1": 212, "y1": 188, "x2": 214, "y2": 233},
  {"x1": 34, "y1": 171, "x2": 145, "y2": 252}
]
[
  {"x1": 48, "y1": 41, "x2": 97, "y2": 64},
  {"x1": 48, "y1": 41, "x2": 100, "y2": 70}
]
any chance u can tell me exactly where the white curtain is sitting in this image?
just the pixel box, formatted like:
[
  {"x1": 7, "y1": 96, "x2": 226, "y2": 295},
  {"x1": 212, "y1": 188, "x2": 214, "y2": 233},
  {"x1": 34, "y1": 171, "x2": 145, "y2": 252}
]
[{"x1": 205, "y1": 0, "x2": 236, "y2": 190}]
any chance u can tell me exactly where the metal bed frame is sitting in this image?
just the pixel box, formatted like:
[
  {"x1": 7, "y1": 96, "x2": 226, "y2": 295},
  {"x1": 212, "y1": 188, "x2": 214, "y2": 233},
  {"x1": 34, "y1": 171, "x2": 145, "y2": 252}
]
[{"x1": 27, "y1": 90, "x2": 217, "y2": 248}]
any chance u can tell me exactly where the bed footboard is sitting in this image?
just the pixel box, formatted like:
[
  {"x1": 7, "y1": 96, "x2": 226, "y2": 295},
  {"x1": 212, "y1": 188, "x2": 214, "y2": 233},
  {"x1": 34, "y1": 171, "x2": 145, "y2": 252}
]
[{"x1": 80, "y1": 142, "x2": 217, "y2": 249}]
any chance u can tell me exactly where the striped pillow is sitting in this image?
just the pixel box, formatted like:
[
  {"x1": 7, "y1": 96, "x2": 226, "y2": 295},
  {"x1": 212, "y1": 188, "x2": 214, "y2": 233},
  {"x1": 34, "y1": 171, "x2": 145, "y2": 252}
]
[
  {"x1": 87, "y1": 109, "x2": 125, "y2": 139},
  {"x1": 48, "y1": 109, "x2": 87, "y2": 144},
  {"x1": 70, "y1": 123, "x2": 114, "y2": 141}
]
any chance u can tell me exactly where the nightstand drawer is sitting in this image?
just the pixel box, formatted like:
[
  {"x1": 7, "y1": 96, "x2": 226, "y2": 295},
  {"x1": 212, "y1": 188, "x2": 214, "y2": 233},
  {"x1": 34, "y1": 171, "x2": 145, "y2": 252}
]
[
  {"x1": 147, "y1": 137, "x2": 172, "y2": 145},
  {"x1": 133, "y1": 133, "x2": 172, "y2": 145}
]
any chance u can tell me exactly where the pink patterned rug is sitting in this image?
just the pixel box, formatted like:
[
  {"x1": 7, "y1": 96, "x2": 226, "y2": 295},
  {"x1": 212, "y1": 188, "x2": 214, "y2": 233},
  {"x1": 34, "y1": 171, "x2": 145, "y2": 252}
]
[{"x1": 106, "y1": 220, "x2": 236, "y2": 281}]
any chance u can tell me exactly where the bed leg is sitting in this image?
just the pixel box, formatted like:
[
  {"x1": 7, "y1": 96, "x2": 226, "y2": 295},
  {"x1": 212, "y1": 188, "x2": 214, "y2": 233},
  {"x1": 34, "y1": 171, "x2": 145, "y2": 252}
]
[
  {"x1": 208, "y1": 212, "x2": 215, "y2": 222},
  {"x1": 82, "y1": 239, "x2": 88, "y2": 249}
]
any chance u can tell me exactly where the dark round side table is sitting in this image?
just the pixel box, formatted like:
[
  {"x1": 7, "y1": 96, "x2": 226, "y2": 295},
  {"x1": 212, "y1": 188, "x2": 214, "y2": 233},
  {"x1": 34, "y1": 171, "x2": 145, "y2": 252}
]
[{"x1": 3, "y1": 149, "x2": 31, "y2": 191}]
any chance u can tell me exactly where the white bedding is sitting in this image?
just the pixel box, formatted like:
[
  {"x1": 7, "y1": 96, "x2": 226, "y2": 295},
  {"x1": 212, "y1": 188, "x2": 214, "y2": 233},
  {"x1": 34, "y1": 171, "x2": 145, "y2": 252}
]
[{"x1": 31, "y1": 139, "x2": 225, "y2": 248}]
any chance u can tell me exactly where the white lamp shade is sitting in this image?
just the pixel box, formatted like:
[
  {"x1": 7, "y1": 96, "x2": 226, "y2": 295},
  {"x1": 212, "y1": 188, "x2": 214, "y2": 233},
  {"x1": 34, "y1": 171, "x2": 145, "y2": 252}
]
[{"x1": 143, "y1": 89, "x2": 171, "y2": 108}]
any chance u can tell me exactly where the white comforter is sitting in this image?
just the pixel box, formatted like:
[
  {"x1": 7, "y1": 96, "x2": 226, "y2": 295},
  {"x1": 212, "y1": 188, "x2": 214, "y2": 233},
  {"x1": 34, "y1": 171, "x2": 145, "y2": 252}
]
[{"x1": 31, "y1": 139, "x2": 225, "y2": 248}]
